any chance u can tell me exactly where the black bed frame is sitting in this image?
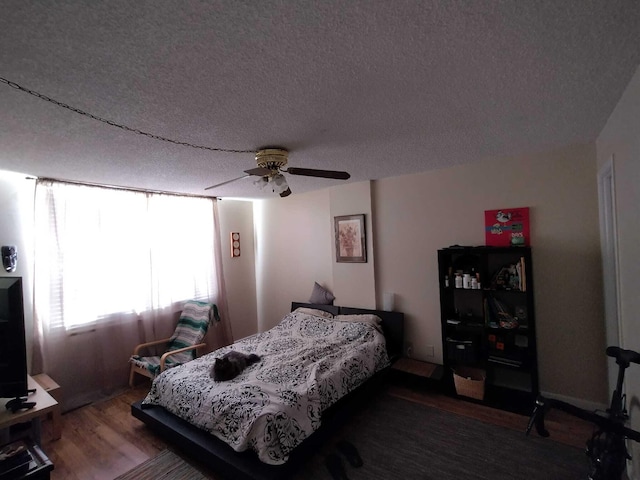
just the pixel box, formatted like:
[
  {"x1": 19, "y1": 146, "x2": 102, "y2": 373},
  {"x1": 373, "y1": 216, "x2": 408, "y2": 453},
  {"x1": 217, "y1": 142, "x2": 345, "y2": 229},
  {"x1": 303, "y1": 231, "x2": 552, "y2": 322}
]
[{"x1": 131, "y1": 302, "x2": 404, "y2": 480}]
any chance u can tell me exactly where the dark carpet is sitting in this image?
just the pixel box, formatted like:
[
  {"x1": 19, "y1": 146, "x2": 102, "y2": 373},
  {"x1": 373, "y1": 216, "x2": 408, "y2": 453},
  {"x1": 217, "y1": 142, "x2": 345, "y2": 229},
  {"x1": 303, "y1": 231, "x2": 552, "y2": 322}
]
[{"x1": 295, "y1": 394, "x2": 589, "y2": 480}]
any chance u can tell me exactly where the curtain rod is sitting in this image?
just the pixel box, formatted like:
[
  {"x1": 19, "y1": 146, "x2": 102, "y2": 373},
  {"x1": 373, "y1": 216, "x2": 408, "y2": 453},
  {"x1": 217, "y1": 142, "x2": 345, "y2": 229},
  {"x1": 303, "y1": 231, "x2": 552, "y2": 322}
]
[{"x1": 35, "y1": 176, "x2": 220, "y2": 200}]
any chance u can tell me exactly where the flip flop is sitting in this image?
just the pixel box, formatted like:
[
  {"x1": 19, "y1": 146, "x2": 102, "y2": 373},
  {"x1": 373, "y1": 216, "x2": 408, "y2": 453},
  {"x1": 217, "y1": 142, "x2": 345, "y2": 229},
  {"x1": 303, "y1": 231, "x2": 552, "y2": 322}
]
[
  {"x1": 336, "y1": 440, "x2": 363, "y2": 468},
  {"x1": 325, "y1": 453, "x2": 349, "y2": 480}
]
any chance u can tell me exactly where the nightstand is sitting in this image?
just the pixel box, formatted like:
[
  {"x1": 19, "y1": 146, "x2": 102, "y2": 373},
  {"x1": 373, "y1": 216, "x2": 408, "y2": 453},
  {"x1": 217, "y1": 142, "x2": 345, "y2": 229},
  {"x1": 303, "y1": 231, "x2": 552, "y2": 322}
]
[{"x1": 0, "y1": 376, "x2": 60, "y2": 446}]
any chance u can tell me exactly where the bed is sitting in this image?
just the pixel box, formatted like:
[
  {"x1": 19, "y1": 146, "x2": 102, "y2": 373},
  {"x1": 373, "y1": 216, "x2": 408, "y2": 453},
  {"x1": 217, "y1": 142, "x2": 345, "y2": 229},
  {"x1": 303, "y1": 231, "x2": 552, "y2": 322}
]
[{"x1": 131, "y1": 302, "x2": 404, "y2": 480}]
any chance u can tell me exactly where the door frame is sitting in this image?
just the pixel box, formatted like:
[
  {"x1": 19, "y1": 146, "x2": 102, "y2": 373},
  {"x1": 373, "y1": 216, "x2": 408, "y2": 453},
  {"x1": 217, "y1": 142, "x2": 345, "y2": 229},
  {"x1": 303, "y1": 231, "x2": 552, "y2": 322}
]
[{"x1": 597, "y1": 155, "x2": 622, "y2": 395}]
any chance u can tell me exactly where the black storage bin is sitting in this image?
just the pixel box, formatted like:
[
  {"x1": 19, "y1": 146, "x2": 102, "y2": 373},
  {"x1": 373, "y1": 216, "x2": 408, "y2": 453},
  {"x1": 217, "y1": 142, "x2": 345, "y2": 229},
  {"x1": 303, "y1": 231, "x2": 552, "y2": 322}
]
[{"x1": 446, "y1": 337, "x2": 477, "y2": 363}]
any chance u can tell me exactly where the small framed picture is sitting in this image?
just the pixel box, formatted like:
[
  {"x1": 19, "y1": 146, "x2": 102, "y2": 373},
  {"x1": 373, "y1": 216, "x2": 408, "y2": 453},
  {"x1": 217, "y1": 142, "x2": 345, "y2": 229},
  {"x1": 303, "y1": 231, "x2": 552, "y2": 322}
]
[{"x1": 334, "y1": 214, "x2": 366, "y2": 263}]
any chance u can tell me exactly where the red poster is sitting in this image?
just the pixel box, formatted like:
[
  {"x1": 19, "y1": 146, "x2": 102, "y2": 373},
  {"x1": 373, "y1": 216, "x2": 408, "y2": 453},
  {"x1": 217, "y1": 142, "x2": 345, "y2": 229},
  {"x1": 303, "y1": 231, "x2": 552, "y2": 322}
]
[{"x1": 485, "y1": 207, "x2": 530, "y2": 246}]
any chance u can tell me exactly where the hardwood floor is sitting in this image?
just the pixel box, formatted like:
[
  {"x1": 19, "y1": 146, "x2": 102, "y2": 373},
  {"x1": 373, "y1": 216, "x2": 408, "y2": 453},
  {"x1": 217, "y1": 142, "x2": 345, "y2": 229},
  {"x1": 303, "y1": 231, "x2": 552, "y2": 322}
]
[
  {"x1": 36, "y1": 378, "x2": 593, "y2": 479},
  {"x1": 40, "y1": 382, "x2": 168, "y2": 480}
]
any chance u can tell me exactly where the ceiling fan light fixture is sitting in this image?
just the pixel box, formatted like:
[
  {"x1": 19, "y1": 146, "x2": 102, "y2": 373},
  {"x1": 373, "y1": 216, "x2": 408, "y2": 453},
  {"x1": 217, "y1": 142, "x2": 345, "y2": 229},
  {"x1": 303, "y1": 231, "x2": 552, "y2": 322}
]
[
  {"x1": 254, "y1": 177, "x2": 268, "y2": 190},
  {"x1": 270, "y1": 173, "x2": 289, "y2": 195}
]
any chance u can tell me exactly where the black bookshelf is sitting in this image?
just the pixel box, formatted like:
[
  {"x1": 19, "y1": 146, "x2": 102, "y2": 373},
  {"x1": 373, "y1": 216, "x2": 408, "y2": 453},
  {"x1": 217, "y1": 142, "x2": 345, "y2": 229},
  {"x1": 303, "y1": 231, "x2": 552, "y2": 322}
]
[{"x1": 438, "y1": 246, "x2": 538, "y2": 414}]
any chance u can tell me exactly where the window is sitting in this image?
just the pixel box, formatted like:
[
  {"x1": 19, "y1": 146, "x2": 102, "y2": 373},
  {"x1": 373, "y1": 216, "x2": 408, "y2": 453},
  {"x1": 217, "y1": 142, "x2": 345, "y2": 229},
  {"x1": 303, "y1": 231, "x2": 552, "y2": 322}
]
[{"x1": 34, "y1": 180, "x2": 218, "y2": 331}]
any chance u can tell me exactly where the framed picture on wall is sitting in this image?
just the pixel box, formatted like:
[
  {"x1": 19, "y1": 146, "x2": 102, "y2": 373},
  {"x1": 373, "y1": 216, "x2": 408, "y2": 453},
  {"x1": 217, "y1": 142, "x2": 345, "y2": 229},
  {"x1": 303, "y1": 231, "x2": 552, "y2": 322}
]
[{"x1": 334, "y1": 214, "x2": 367, "y2": 263}]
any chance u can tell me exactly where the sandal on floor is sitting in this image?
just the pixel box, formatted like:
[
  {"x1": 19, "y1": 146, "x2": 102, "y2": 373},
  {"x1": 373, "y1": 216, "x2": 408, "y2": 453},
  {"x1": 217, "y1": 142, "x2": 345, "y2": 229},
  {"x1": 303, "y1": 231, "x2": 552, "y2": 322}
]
[
  {"x1": 336, "y1": 440, "x2": 363, "y2": 468},
  {"x1": 325, "y1": 453, "x2": 349, "y2": 480}
]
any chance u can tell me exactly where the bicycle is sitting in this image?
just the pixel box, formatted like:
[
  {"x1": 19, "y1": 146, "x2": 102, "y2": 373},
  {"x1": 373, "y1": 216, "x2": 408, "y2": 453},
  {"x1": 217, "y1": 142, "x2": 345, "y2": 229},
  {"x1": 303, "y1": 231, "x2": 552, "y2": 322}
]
[{"x1": 526, "y1": 346, "x2": 640, "y2": 480}]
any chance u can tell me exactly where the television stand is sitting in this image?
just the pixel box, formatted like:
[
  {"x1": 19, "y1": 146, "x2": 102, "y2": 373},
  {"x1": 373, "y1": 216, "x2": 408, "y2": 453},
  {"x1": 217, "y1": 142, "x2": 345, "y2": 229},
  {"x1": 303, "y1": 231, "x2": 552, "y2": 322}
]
[{"x1": 5, "y1": 397, "x2": 36, "y2": 413}]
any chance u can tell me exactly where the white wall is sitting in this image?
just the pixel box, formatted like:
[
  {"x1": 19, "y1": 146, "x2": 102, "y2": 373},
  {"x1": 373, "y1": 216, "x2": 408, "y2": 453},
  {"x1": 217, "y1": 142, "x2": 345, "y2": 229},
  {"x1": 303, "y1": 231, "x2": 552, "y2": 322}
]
[
  {"x1": 254, "y1": 190, "x2": 333, "y2": 331},
  {"x1": 256, "y1": 143, "x2": 608, "y2": 405},
  {"x1": 217, "y1": 199, "x2": 258, "y2": 341},
  {"x1": 0, "y1": 172, "x2": 35, "y2": 370},
  {"x1": 330, "y1": 181, "x2": 376, "y2": 309},
  {"x1": 596, "y1": 64, "x2": 640, "y2": 476}
]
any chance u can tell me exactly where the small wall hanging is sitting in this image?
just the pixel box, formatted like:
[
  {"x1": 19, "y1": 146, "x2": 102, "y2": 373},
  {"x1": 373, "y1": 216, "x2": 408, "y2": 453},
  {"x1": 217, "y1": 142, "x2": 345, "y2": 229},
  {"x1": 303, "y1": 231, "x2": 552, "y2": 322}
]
[
  {"x1": 484, "y1": 207, "x2": 530, "y2": 246},
  {"x1": 1, "y1": 246, "x2": 17, "y2": 272},
  {"x1": 230, "y1": 232, "x2": 241, "y2": 257}
]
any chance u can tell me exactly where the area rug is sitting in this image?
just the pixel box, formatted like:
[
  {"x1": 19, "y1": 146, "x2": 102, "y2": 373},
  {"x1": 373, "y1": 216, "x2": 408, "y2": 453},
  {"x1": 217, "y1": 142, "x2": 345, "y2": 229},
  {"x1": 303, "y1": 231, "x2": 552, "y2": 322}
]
[
  {"x1": 114, "y1": 449, "x2": 211, "y2": 480},
  {"x1": 294, "y1": 394, "x2": 590, "y2": 480}
]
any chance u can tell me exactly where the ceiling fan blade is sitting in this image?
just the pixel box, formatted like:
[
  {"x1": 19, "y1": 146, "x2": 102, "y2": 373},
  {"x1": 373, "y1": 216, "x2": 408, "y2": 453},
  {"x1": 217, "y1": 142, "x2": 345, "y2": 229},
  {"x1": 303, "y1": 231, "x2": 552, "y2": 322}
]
[
  {"x1": 244, "y1": 167, "x2": 272, "y2": 176},
  {"x1": 286, "y1": 167, "x2": 350, "y2": 180},
  {"x1": 204, "y1": 174, "x2": 249, "y2": 191}
]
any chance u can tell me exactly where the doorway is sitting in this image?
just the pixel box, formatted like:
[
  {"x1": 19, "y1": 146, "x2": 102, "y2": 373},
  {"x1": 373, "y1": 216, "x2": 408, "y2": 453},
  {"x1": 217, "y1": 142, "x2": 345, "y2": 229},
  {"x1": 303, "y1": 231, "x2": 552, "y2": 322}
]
[{"x1": 597, "y1": 156, "x2": 622, "y2": 395}]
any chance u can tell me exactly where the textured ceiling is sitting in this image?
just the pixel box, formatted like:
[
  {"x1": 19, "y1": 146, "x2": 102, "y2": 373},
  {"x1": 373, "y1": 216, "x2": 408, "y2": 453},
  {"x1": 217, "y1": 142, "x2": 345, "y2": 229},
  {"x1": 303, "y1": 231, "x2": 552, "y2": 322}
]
[{"x1": 1, "y1": 1, "x2": 639, "y2": 198}]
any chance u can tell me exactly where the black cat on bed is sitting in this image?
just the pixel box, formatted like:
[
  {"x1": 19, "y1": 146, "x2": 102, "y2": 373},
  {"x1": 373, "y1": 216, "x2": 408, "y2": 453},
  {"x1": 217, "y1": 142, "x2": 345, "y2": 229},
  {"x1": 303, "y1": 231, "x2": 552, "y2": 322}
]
[{"x1": 211, "y1": 351, "x2": 261, "y2": 381}]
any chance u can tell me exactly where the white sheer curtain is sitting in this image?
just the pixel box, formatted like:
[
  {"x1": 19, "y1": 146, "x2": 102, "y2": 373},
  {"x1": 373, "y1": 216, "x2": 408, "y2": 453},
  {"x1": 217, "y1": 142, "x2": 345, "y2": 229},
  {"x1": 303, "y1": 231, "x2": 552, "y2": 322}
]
[{"x1": 32, "y1": 180, "x2": 232, "y2": 410}]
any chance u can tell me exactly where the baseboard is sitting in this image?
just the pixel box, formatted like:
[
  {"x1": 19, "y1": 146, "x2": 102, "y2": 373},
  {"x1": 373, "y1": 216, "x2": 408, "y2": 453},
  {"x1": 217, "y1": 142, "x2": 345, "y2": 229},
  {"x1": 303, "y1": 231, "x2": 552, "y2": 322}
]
[{"x1": 540, "y1": 390, "x2": 608, "y2": 413}]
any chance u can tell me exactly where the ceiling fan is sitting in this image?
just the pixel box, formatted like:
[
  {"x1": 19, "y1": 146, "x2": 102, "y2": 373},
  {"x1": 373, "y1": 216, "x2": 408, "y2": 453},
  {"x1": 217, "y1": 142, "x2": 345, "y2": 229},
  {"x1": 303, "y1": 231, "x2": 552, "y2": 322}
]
[{"x1": 204, "y1": 147, "x2": 350, "y2": 197}]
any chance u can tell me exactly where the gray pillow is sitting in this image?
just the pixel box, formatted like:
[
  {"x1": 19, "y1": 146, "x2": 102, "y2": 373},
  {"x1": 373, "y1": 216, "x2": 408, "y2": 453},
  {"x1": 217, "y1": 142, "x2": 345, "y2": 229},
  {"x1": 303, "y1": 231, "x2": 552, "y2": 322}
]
[{"x1": 309, "y1": 282, "x2": 335, "y2": 305}]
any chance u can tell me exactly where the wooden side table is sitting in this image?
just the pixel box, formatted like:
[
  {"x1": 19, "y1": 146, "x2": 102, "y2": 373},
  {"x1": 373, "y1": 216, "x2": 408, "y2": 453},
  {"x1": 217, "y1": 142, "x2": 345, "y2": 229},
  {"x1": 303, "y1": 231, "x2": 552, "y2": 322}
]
[
  {"x1": 30, "y1": 376, "x2": 61, "y2": 441},
  {"x1": 0, "y1": 376, "x2": 60, "y2": 445}
]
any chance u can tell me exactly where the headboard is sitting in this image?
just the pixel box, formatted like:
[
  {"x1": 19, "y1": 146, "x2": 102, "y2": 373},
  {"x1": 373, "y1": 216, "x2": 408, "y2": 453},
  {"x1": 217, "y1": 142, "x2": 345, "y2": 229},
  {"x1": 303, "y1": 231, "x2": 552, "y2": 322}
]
[{"x1": 290, "y1": 302, "x2": 405, "y2": 362}]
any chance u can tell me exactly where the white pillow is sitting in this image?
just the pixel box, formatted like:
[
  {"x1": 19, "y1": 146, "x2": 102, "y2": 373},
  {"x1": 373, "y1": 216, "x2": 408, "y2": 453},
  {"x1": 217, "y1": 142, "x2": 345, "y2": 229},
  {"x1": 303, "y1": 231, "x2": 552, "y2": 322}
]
[
  {"x1": 333, "y1": 314, "x2": 383, "y2": 333},
  {"x1": 294, "y1": 307, "x2": 335, "y2": 319}
]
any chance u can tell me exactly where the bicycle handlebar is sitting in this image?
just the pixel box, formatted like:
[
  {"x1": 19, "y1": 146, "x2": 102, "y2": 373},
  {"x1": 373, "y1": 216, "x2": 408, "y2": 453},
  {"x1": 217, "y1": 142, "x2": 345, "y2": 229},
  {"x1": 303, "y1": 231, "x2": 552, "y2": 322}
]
[
  {"x1": 606, "y1": 346, "x2": 640, "y2": 367},
  {"x1": 527, "y1": 395, "x2": 640, "y2": 443}
]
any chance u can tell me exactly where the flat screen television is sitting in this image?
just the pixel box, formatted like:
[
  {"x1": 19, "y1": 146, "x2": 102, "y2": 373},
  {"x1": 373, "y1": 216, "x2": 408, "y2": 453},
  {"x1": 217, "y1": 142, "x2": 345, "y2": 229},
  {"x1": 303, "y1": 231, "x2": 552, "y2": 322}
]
[{"x1": 0, "y1": 276, "x2": 34, "y2": 412}]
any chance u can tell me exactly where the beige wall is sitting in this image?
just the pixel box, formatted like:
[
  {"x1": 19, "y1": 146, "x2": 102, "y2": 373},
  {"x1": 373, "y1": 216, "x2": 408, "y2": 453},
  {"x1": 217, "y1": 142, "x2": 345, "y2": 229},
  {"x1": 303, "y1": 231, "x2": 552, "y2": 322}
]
[
  {"x1": 255, "y1": 143, "x2": 608, "y2": 405},
  {"x1": 373, "y1": 144, "x2": 606, "y2": 404},
  {"x1": 217, "y1": 199, "x2": 258, "y2": 341},
  {"x1": 596, "y1": 64, "x2": 640, "y2": 476}
]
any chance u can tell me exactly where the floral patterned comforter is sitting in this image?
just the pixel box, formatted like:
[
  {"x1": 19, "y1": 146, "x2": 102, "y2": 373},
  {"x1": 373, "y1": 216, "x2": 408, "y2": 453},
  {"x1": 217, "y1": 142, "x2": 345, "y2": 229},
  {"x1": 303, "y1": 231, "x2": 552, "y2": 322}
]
[{"x1": 142, "y1": 309, "x2": 390, "y2": 464}]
